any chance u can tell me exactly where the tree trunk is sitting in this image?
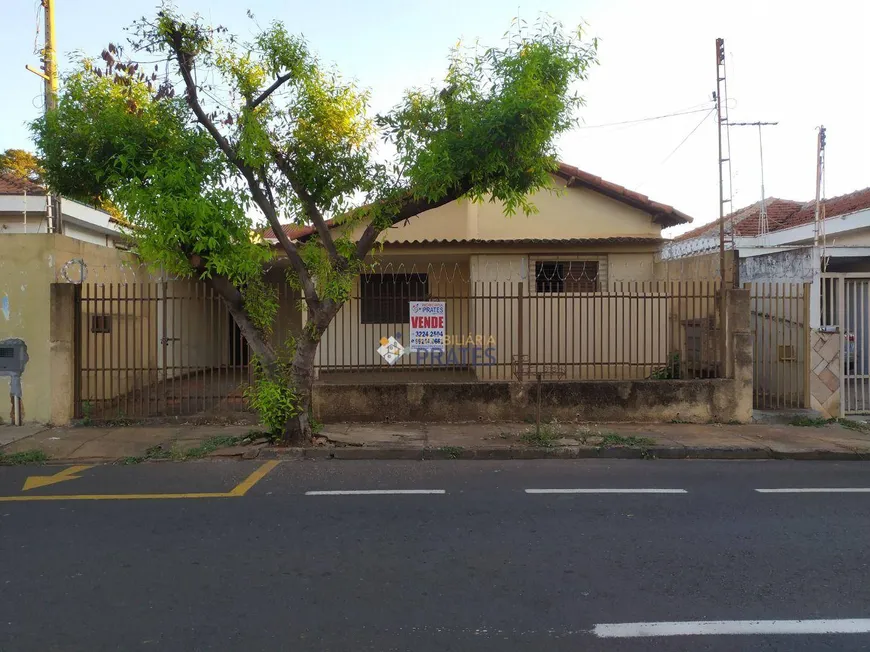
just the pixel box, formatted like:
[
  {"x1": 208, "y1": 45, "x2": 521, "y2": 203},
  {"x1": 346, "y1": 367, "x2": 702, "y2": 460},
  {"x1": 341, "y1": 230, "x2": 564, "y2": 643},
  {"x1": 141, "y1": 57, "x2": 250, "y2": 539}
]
[{"x1": 282, "y1": 301, "x2": 340, "y2": 445}]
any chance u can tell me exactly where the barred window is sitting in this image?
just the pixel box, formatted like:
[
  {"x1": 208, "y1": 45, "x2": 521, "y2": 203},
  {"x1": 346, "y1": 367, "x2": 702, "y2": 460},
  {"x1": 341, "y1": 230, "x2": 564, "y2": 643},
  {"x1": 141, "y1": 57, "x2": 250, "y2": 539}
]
[
  {"x1": 360, "y1": 274, "x2": 428, "y2": 324},
  {"x1": 535, "y1": 261, "x2": 600, "y2": 293}
]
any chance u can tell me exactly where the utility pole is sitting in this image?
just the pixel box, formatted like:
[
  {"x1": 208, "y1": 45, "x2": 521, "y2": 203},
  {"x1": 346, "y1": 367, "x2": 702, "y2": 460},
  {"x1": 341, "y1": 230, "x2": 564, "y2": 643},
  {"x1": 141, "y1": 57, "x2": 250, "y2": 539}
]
[
  {"x1": 26, "y1": 0, "x2": 60, "y2": 233},
  {"x1": 727, "y1": 121, "x2": 779, "y2": 236},
  {"x1": 813, "y1": 126, "x2": 827, "y2": 250},
  {"x1": 714, "y1": 38, "x2": 733, "y2": 286}
]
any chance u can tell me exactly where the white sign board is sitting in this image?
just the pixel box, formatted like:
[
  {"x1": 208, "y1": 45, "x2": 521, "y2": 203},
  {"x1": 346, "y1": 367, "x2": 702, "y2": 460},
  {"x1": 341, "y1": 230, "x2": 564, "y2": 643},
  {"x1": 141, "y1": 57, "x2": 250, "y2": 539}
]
[{"x1": 409, "y1": 301, "x2": 446, "y2": 352}]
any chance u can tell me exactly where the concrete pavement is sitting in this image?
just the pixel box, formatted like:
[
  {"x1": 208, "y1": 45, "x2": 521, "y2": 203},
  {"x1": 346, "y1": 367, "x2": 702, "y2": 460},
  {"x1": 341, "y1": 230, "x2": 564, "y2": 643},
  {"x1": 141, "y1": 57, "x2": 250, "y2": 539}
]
[
  {"x1": 3, "y1": 419, "x2": 870, "y2": 463},
  {"x1": 2, "y1": 459, "x2": 870, "y2": 650}
]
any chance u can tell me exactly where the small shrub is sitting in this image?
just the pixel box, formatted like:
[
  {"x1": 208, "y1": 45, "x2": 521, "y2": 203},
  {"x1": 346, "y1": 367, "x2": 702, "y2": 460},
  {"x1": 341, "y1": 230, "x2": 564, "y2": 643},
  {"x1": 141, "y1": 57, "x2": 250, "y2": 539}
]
[
  {"x1": 650, "y1": 352, "x2": 681, "y2": 380},
  {"x1": 244, "y1": 359, "x2": 300, "y2": 438},
  {"x1": 438, "y1": 446, "x2": 463, "y2": 459}
]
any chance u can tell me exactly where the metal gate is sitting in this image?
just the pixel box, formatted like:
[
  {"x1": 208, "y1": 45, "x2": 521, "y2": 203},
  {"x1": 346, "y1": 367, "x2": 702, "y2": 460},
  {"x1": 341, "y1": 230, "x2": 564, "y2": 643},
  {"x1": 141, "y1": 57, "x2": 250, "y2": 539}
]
[
  {"x1": 842, "y1": 277, "x2": 870, "y2": 413},
  {"x1": 747, "y1": 282, "x2": 810, "y2": 409},
  {"x1": 73, "y1": 281, "x2": 300, "y2": 420}
]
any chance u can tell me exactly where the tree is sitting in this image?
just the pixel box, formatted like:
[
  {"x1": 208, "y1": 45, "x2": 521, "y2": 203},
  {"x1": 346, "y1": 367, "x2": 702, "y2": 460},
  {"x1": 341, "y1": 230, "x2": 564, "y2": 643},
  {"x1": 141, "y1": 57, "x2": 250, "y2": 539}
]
[
  {"x1": 0, "y1": 149, "x2": 44, "y2": 184},
  {"x1": 31, "y1": 8, "x2": 598, "y2": 443}
]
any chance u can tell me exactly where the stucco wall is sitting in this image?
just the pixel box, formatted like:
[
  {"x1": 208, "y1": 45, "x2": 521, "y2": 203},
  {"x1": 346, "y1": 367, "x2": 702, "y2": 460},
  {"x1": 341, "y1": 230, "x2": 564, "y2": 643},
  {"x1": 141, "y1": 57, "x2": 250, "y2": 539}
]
[
  {"x1": 0, "y1": 234, "x2": 144, "y2": 423},
  {"x1": 343, "y1": 174, "x2": 663, "y2": 244},
  {"x1": 740, "y1": 248, "x2": 814, "y2": 283}
]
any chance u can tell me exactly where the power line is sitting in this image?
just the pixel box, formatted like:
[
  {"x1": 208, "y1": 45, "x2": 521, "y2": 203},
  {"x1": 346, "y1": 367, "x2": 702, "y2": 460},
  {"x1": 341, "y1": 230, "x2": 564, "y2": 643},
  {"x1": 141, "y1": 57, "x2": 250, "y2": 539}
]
[
  {"x1": 577, "y1": 105, "x2": 714, "y2": 129},
  {"x1": 660, "y1": 109, "x2": 716, "y2": 166}
]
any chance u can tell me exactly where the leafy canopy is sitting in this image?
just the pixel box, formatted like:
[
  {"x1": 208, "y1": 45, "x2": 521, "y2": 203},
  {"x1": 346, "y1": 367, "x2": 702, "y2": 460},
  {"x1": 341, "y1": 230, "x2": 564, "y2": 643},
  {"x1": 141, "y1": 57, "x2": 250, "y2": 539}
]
[
  {"x1": 32, "y1": 8, "x2": 597, "y2": 301},
  {"x1": 0, "y1": 149, "x2": 44, "y2": 184}
]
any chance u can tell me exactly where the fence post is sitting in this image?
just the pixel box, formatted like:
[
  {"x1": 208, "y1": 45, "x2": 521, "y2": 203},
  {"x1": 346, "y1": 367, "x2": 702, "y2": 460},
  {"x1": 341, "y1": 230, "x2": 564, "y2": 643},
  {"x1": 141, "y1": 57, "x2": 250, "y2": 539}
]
[
  {"x1": 516, "y1": 282, "x2": 524, "y2": 381},
  {"x1": 803, "y1": 282, "x2": 811, "y2": 408},
  {"x1": 49, "y1": 283, "x2": 77, "y2": 425}
]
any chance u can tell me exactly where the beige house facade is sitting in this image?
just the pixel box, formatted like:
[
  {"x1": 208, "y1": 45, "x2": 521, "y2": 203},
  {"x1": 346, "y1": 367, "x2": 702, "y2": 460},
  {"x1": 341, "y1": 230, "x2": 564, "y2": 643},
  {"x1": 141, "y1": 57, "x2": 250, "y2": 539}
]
[{"x1": 263, "y1": 163, "x2": 703, "y2": 383}]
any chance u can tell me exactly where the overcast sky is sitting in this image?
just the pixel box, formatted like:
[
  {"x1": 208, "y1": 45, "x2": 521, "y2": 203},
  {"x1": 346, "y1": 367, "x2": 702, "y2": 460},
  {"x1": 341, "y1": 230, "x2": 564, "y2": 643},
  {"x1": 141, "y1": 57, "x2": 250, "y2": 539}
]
[{"x1": 2, "y1": 0, "x2": 867, "y2": 236}]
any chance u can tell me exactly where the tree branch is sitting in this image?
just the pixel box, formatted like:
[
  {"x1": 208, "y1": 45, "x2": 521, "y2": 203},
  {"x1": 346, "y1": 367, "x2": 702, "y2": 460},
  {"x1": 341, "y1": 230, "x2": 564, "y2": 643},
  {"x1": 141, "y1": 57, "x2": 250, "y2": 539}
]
[
  {"x1": 196, "y1": 266, "x2": 277, "y2": 366},
  {"x1": 354, "y1": 186, "x2": 470, "y2": 260},
  {"x1": 273, "y1": 151, "x2": 340, "y2": 263},
  {"x1": 249, "y1": 72, "x2": 292, "y2": 109},
  {"x1": 165, "y1": 25, "x2": 318, "y2": 302}
]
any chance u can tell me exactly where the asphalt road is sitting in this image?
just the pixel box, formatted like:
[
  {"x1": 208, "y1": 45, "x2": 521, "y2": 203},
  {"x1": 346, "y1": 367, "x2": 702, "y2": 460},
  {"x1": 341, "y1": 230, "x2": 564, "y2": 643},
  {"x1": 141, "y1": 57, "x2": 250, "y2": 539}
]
[{"x1": 2, "y1": 459, "x2": 870, "y2": 651}]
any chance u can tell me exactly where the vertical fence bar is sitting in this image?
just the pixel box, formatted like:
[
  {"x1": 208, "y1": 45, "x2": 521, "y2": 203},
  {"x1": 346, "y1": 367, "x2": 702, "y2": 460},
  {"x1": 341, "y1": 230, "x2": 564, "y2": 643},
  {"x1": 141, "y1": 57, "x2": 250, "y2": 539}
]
[
  {"x1": 72, "y1": 284, "x2": 82, "y2": 419},
  {"x1": 99, "y1": 283, "x2": 106, "y2": 417},
  {"x1": 123, "y1": 283, "x2": 129, "y2": 418},
  {"x1": 82, "y1": 283, "x2": 89, "y2": 419},
  {"x1": 803, "y1": 282, "x2": 811, "y2": 408},
  {"x1": 516, "y1": 282, "x2": 524, "y2": 381}
]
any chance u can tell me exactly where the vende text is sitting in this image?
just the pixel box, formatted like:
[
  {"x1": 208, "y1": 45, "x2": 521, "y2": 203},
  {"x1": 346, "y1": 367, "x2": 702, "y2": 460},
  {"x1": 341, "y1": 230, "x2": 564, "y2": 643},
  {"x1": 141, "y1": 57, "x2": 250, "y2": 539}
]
[{"x1": 410, "y1": 316, "x2": 445, "y2": 329}]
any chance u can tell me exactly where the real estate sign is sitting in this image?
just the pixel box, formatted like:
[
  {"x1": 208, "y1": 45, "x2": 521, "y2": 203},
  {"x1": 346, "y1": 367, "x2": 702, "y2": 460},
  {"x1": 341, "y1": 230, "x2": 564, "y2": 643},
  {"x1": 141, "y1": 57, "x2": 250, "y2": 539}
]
[{"x1": 409, "y1": 301, "x2": 446, "y2": 352}]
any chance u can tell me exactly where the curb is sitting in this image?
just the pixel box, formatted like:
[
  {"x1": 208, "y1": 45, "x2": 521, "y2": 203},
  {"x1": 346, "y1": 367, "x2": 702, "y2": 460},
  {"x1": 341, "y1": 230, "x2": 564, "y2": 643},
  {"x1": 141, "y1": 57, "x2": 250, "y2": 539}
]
[
  {"x1": 13, "y1": 446, "x2": 870, "y2": 466},
  {"x1": 256, "y1": 446, "x2": 870, "y2": 462}
]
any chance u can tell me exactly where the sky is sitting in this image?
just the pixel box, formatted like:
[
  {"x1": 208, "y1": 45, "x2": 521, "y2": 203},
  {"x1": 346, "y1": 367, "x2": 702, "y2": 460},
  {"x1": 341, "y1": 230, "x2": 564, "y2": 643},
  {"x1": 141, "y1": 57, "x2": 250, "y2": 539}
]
[{"x1": 2, "y1": 0, "x2": 868, "y2": 236}]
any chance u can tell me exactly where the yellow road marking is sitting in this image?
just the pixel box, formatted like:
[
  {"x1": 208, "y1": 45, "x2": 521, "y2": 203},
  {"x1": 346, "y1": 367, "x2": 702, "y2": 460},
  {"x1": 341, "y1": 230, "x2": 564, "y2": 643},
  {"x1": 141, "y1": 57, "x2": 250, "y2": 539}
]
[
  {"x1": 0, "y1": 460, "x2": 281, "y2": 502},
  {"x1": 22, "y1": 465, "x2": 93, "y2": 491},
  {"x1": 228, "y1": 460, "x2": 281, "y2": 496}
]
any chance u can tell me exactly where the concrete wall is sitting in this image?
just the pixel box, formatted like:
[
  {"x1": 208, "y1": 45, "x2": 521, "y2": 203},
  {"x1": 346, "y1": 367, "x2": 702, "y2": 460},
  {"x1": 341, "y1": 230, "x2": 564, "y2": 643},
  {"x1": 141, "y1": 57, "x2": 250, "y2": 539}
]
[
  {"x1": 740, "y1": 248, "x2": 814, "y2": 283},
  {"x1": 313, "y1": 378, "x2": 748, "y2": 424},
  {"x1": 0, "y1": 234, "x2": 145, "y2": 423}
]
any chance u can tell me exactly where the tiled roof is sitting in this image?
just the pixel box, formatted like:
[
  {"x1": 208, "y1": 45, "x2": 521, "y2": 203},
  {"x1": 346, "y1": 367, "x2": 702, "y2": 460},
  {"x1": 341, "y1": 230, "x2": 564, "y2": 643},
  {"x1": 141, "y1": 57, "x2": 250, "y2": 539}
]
[
  {"x1": 675, "y1": 187, "x2": 870, "y2": 241},
  {"x1": 555, "y1": 163, "x2": 693, "y2": 227},
  {"x1": 0, "y1": 173, "x2": 44, "y2": 195}
]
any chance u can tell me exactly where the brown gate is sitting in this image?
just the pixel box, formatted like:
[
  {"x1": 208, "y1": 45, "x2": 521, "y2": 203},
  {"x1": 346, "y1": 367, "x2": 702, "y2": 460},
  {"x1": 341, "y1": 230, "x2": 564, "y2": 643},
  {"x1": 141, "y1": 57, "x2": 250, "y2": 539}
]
[{"x1": 73, "y1": 280, "x2": 298, "y2": 420}]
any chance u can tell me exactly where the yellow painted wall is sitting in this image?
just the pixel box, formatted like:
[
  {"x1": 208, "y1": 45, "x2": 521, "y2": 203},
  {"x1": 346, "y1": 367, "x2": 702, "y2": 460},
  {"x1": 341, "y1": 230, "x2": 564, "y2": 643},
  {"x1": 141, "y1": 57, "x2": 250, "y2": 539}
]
[
  {"x1": 340, "y1": 175, "x2": 663, "y2": 244},
  {"x1": 475, "y1": 178, "x2": 660, "y2": 240},
  {"x1": 0, "y1": 234, "x2": 146, "y2": 423}
]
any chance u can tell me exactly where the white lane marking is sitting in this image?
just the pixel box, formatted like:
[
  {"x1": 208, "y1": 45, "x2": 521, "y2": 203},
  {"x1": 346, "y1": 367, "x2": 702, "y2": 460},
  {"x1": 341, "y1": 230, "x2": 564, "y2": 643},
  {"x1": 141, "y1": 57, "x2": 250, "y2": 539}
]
[
  {"x1": 524, "y1": 488, "x2": 687, "y2": 494},
  {"x1": 305, "y1": 490, "x2": 446, "y2": 496},
  {"x1": 593, "y1": 619, "x2": 870, "y2": 638},
  {"x1": 756, "y1": 488, "x2": 870, "y2": 493}
]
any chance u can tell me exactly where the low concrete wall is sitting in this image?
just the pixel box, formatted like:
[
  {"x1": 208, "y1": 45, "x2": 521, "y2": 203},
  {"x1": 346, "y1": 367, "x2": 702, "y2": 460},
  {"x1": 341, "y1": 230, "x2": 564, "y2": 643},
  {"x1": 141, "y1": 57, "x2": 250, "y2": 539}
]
[
  {"x1": 313, "y1": 287, "x2": 754, "y2": 425},
  {"x1": 312, "y1": 378, "x2": 750, "y2": 424}
]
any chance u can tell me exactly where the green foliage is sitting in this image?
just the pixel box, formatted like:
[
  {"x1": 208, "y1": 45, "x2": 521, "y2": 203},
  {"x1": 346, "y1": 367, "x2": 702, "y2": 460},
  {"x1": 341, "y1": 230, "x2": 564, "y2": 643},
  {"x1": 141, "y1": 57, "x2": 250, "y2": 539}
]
[
  {"x1": 789, "y1": 416, "x2": 833, "y2": 427},
  {"x1": 650, "y1": 352, "x2": 682, "y2": 380},
  {"x1": 244, "y1": 358, "x2": 300, "y2": 436},
  {"x1": 0, "y1": 450, "x2": 49, "y2": 465},
  {"x1": 381, "y1": 16, "x2": 598, "y2": 215},
  {"x1": 0, "y1": 148, "x2": 43, "y2": 183},
  {"x1": 31, "y1": 52, "x2": 273, "y2": 286},
  {"x1": 242, "y1": 276, "x2": 279, "y2": 337}
]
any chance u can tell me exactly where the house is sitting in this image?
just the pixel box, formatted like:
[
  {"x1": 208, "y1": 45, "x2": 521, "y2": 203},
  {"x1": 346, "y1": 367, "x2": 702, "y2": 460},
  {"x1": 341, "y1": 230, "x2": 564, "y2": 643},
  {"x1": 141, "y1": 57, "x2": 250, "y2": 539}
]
[
  {"x1": 0, "y1": 173, "x2": 140, "y2": 424},
  {"x1": 0, "y1": 173, "x2": 123, "y2": 247},
  {"x1": 261, "y1": 162, "x2": 701, "y2": 384},
  {"x1": 4, "y1": 161, "x2": 759, "y2": 427},
  {"x1": 663, "y1": 186, "x2": 870, "y2": 417}
]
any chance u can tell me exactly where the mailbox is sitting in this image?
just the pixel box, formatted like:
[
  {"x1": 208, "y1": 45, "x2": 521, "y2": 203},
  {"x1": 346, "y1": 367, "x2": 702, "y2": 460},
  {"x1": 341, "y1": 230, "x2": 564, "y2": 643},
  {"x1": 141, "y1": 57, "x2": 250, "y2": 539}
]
[
  {"x1": 0, "y1": 339, "x2": 28, "y2": 374},
  {"x1": 0, "y1": 338, "x2": 29, "y2": 398}
]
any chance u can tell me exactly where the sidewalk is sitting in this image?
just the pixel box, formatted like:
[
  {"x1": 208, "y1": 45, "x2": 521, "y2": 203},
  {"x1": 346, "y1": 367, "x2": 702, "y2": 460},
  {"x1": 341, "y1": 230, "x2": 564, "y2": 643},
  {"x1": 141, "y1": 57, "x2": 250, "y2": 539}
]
[{"x1": 2, "y1": 419, "x2": 870, "y2": 464}]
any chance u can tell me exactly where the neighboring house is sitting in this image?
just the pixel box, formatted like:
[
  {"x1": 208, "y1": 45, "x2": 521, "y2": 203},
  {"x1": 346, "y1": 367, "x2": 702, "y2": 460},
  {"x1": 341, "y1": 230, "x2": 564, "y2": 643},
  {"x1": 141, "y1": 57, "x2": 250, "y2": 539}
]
[
  {"x1": 1, "y1": 173, "x2": 138, "y2": 424},
  {"x1": 663, "y1": 186, "x2": 870, "y2": 417},
  {"x1": 0, "y1": 173, "x2": 122, "y2": 247},
  {"x1": 664, "y1": 187, "x2": 870, "y2": 326}
]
